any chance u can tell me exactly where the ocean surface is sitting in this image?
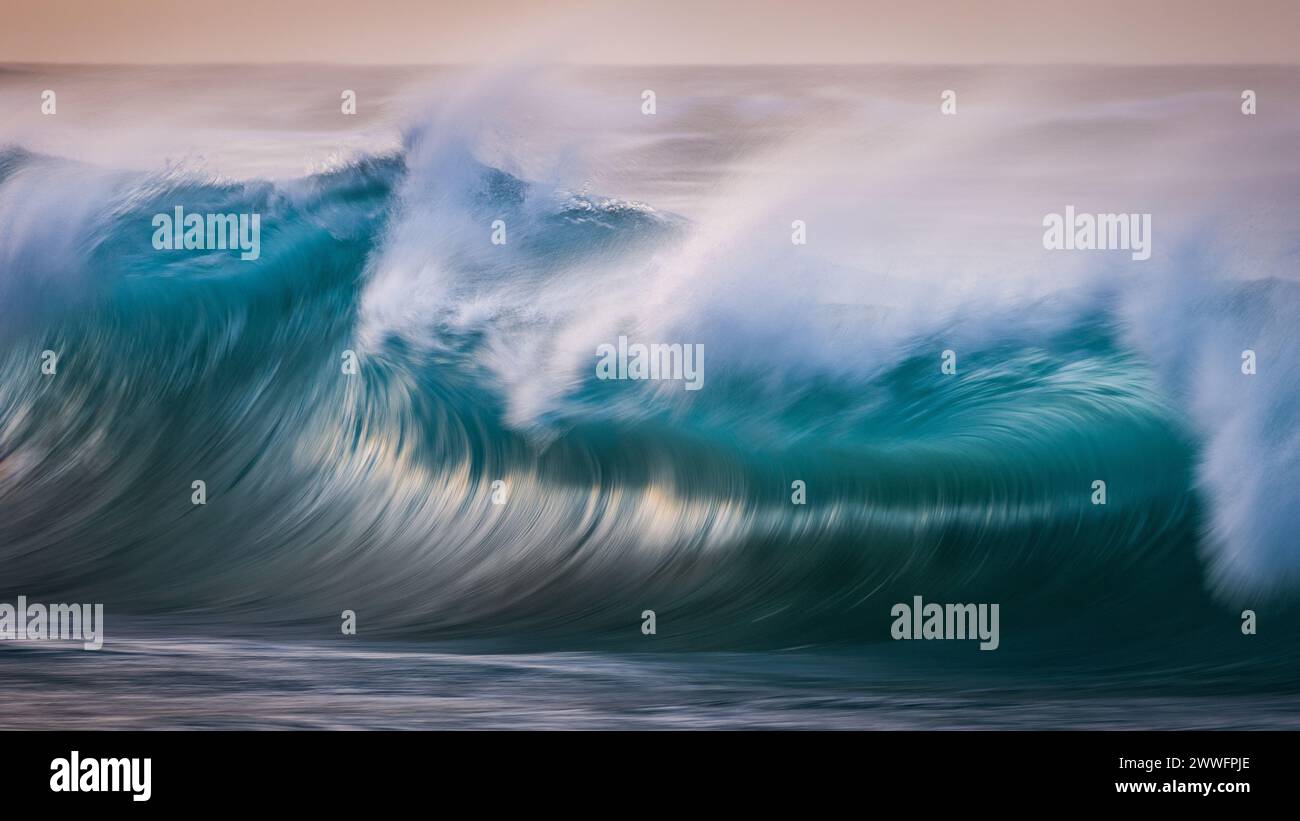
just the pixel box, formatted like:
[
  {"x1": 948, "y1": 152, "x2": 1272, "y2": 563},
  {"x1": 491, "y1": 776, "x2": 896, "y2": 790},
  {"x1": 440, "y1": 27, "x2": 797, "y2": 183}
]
[
  {"x1": 5, "y1": 635, "x2": 1300, "y2": 730},
  {"x1": 1, "y1": 64, "x2": 1298, "y2": 728}
]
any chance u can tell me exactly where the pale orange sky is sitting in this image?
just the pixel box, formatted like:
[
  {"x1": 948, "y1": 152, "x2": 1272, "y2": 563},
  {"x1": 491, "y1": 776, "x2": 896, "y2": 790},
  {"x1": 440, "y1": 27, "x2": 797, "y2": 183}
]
[{"x1": 1, "y1": 0, "x2": 1297, "y2": 64}]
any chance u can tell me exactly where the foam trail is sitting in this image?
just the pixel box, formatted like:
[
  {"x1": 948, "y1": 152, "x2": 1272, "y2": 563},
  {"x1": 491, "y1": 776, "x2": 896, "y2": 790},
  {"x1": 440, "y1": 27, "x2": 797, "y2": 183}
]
[{"x1": 2, "y1": 66, "x2": 1299, "y2": 650}]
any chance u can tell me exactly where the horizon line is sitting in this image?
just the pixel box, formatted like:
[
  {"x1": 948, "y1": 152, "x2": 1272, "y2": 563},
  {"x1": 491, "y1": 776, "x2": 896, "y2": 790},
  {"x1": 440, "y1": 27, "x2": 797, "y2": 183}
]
[{"x1": 3, "y1": 60, "x2": 1299, "y2": 69}]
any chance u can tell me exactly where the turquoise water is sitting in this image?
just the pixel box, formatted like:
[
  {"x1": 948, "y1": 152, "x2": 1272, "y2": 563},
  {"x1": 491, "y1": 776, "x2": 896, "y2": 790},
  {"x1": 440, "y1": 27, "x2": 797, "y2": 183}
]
[{"x1": 2, "y1": 65, "x2": 1299, "y2": 727}]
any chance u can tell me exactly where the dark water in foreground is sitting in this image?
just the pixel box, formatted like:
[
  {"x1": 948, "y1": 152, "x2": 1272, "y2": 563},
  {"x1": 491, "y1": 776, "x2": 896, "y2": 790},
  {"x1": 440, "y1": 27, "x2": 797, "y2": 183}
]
[{"x1": 3, "y1": 636, "x2": 1298, "y2": 730}]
